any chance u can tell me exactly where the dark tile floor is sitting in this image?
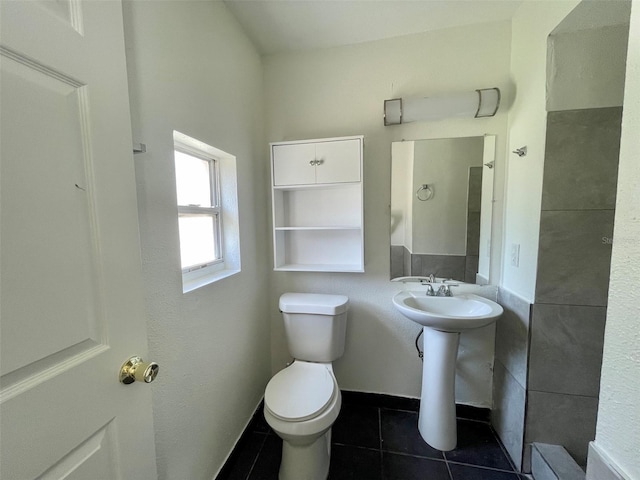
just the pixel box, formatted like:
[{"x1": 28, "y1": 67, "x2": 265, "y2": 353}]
[{"x1": 217, "y1": 392, "x2": 530, "y2": 480}]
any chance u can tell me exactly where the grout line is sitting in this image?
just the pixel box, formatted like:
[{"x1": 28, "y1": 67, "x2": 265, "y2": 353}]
[
  {"x1": 454, "y1": 416, "x2": 492, "y2": 425},
  {"x1": 378, "y1": 407, "x2": 384, "y2": 479},
  {"x1": 333, "y1": 442, "x2": 382, "y2": 454},
  {"x1": 379, "y1": 406, "x2": 419, "y2": 414},
  {"x1": 445, "y1": 459, "x2": 519, "y2": 474},
  {"x1": 489, "y1": 423, "x2": 519, "y2": 472},
  {"x1": 444, "y1": 459, "x2": 454, "y2": 480},
  {"x1": 244, "y1": 434, "x2": 268, "y2": 480},
  {"x1": 380, "y1": 450, "x2": 447, "y2": 463}
]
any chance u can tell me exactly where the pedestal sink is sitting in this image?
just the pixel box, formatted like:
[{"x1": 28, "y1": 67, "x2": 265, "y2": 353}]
[{"x1": 392, "y1": 290, "x2": 503, "y2": 451}]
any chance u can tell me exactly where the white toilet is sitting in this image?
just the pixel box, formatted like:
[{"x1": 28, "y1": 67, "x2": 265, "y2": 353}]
[{"x1": 264, "y1": 292, "x2": 349, "y2": 480}]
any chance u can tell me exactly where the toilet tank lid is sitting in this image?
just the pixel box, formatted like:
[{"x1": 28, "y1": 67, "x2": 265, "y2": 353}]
[{"x1": 279, "y1": 293, "x2": 349, "y2": 315}]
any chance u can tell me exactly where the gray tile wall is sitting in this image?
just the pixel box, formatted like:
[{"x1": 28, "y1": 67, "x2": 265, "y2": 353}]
[
  {"x1": 535, "y1": 210, "x2": 614, "y2": 306},
  {"x1": 492, "y1": 360, "x2": 527, "y2": 470},
  {"x1": 524, "y1": 107, "x2": 622, "y2": 470},
  {"x1": 525, "y1": 391, "x2": 599, "y2": 467},
  {"x1": 492, "y1": 107, "x2": 621, "y2": 473},
  {"x1": 492, "y1": 287, "x2": 531, "y2": 470},
  {"x1": 411, "y1": 253, "x2": 466, "y2": 280},
  {"x1": 495, "y1": 288, "x2": 531, "y2": 388},
  {"x1": 541, "y1": 108, "x2": 621, "y2": 212},
  {"x1": 529, "y1": 304, "x2": 606, "y2": 397},
  {"x1": 389, "y1": 247, "x2": 478, "y2": 282},
  {"x1": 390, "y1": 245, "x2": 405, "y2": 278}
]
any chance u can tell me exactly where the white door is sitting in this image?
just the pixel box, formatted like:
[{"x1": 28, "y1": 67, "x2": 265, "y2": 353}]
[{"x1": 0, "y1": 1, "x2": 157, "y2": 479}]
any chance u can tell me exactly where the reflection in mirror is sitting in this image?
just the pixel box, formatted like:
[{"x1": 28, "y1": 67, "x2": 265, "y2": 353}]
[{"x1": 390, "y1": 135, "x2": 495, "y2": 284}]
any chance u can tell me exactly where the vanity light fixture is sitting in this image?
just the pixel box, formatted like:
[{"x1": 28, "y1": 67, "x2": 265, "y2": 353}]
[{"x1": 383, "y1": 88, "x2": 501, "y2": 126}]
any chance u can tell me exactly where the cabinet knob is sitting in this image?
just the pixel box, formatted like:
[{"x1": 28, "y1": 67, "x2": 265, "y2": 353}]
[
  {"x1": 309, "y1": 160, "x2": 316, "y2": 166},
  {"x1": 316, "y1": 159, "x2": 324, "y2": 166}
]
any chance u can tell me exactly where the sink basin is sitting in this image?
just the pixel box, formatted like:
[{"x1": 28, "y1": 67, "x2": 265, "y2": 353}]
[{"x1": 392, "y1": 291, "x2": 503, "y2": 332}]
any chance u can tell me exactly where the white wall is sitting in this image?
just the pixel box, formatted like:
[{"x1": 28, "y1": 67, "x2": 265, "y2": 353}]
[
  {"x1": 547, "y1": 24, "x2": 629, "y2": 112},
  {"x1": 588, "y1": 3, "x2": 640, "y2": 478},
  {"x1": 122, "y1": 2, "x2": 270, "y2": 478},
  {"x1": 502, "y1": 0, "x2": 580, "y2": 301},
  {"x1": 264, "y1": 21, "x2": 511, "y2": 406}
]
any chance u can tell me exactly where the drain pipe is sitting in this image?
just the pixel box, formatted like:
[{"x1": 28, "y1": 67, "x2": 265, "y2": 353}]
[{"x1": 415, "y1": 329, "x2": 424, "y2": 361}]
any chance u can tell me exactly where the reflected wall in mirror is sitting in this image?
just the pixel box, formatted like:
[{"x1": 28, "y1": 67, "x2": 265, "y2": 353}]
[{"x1": 390, "y1": 135, "x2": 495, "y2": 283}]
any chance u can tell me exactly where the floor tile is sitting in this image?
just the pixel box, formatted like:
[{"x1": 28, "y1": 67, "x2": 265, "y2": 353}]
[
  {"x1": 382, "y1": 452, "x2": 450, "y2": 480},
  {"x1": 328, "y1": 444, "x2": 382, "y2": 480},
  {"x1": 250, "y1": 404, "x2": 271, "y2": 434},
  {"x1": 444, "y1": 420, "x2": 513, "y2": 471},
  {"x1": 217, "y1": 395, "x2": 527, "y2": 480},
  {"x1": 247, "y1": 435, "x2": 282, "y2": 480},
  {"x1": 380, "y1": 409, "x2": 443, "y2": 459},
  {"x1": 332, "y1": 403, "x2": 380, "y2": 449},
  {"x1": 217, "y1": 432, "x2": 266, "y2": 480},
  {"x1": 449, "y1": 464, "x2": 523, "y2": 480}
]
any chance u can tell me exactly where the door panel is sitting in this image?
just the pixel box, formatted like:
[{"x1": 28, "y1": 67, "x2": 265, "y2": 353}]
[
  {"x1": 315, "y1": 139, "x2": 361, "y2": 184},
  {"x1": 0, "y1": 52, "x2": 102, "y2": 378},
  {"x1": 272, "y1": 143, "x2": 316, "y2": 185},
  {"x1": 1, "y1": 1, "x2": 157, "y2": 478}
]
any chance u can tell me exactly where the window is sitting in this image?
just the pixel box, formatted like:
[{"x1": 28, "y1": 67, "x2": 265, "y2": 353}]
[
  {"x1": 173, "y1": 131, "x2": 240, "y2": 292},
  {"x1": 175, "y1": 148, "x2": 222, "y2": 271}
]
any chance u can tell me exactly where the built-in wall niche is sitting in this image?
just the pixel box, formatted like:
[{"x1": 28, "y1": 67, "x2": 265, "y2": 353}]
[{"x1": 390, "y1": 135, "x2": 496, "y2": 284}]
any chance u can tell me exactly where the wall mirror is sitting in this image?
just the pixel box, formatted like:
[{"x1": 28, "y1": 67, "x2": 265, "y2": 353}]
[{"x1": 390, "y1": 135, "x2": 496, "y2": 284}]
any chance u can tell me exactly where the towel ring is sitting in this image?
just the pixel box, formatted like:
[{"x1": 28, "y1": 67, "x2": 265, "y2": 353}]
[{"x1": 416, "y1": 184, "x2": 434, "y2": 201}]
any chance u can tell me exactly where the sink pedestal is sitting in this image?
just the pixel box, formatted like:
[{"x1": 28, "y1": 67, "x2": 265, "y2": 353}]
[{"x1": 418, "y1": 327, "x2": 461, "y2": 451}]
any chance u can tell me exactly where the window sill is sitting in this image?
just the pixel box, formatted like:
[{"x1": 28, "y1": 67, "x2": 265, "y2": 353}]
[{"x1": 182, "y1": 266, "x2": 240, "y2": 293}]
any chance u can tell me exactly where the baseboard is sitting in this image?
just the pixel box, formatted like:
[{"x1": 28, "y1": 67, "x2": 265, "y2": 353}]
[
  {"x1": 341, "y1": 390, "x2": 491, "y2": 422},
  {"x1": 531, "y1": 443, "x2": 584, "y2": 480},
  {"x1": 586, "y1": 442, "x2": 630, "y2": 480},
  {"x1": 213, "y1": 396, "x2": 265, "y2": 480}
]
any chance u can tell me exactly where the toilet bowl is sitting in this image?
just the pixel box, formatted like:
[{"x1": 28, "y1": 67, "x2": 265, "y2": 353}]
[
  {"x1": 263, "y1": 293, "x2": 348, "y2": 480},
  {"x1": 264, "y1": 362, "x2": 341, "y2": 480}
]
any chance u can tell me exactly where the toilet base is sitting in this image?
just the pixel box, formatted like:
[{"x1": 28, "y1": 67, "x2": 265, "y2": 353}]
[{"x1": 279, "y1": 429, "x2": 331, "y2": 480}]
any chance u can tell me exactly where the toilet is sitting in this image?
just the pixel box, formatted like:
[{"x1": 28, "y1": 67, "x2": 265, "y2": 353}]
[{"x1": 264, "y1": 292, "x2": 349, "y2": 480}]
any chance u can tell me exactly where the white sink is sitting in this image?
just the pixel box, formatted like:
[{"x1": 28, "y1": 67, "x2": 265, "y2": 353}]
[
  {"x1": 391, "y1": 288, "x2": 503, "y2": 452},
  {"x1": 392, "y1": 291, "x2": 503, "y2": 332}
]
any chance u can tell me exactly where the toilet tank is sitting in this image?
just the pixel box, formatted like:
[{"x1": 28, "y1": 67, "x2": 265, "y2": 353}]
[{"x1": 279, "y1": 293, "x2": 349, "y2": 363}]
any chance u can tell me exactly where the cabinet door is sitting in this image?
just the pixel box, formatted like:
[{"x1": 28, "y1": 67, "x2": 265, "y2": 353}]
[
  {"x1": 272, "y1": 143, "x2": 316, "y2": 186},
  {"x1": 315, "y1": 139, "x2": 361, "y2": 184}
]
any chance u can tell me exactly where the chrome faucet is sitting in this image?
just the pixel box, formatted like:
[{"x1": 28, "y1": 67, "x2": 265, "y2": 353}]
[
  {"x1": 428, "y1": 273, "x2": 435, "y2": 283},
  {"x1": 425, "y1": 284, "x2": 436, "y2": 296},
  {"x1": 436, "y1": 284, "x2": 453, "y2": 297}
]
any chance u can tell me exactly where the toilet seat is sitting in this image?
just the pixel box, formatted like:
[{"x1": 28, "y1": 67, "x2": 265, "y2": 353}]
[{"x1": 265, "y1": 362, "x2": 336, "y2": 422}]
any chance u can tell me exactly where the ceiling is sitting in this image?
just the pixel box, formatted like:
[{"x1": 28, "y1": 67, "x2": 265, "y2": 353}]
[{"x1": 223, "y1": 0, "x2": 525, "y2": 56}]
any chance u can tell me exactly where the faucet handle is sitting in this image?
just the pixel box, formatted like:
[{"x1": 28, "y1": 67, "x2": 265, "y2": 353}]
[
  {"x1": 437, "y1": 284, "x2": 453, "y2": 297},
  {"x1": 426, "y1": 284, "x2": 436, "y2": 296}
]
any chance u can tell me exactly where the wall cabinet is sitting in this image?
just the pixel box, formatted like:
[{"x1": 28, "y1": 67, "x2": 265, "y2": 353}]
[{"x1": 270, "y1": 136, "x2": 364, "y2": 272}]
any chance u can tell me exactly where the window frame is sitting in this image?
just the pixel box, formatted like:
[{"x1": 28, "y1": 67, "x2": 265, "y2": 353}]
[
  {"x1": 174, "y1": 145, "x2": 224, "y2": 273},
  {"x1": 173, "y1": 131, "x2": 241, "y2": 293}
]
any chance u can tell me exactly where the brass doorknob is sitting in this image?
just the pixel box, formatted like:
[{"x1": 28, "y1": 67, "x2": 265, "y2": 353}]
[{"x1": 120, "y1": 356, "x2": 159, "y2": 385}]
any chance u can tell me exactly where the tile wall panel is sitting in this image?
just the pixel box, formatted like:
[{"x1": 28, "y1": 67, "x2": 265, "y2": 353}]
[
  {"x1": 542, "y1": 108, "x2": 622, "y2": 211},
  {"x1": 529, "y1": 304, "x2": 606, "y2": 396}
]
